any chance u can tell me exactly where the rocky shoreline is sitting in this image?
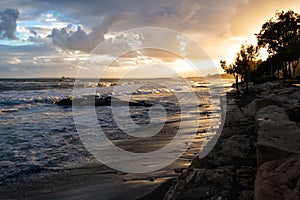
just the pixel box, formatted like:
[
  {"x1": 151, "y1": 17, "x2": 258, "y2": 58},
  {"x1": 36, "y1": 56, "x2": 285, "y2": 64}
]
[
  {"x1": 1, "y1": 81, "x2": 299, "y2": 200},
  {"x1": 164, "y1": 81, "x2": 300, "y2": 200}
]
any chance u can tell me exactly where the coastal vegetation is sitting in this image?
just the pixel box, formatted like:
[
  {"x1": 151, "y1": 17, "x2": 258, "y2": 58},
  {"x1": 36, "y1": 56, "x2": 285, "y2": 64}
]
[{"x1": 221, "y1": 10, "x2": 300, "y2": 87}]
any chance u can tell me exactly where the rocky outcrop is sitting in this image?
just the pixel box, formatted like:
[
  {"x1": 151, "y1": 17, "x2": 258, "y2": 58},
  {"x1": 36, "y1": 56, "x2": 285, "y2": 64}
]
[
  {"x1": 164, "y1": 93, "x2": 257, "y2": 200},
  {"x1": 252, "y1": 85, "x2": 300, "y2": 200},
  {"x1": 257, "y1": 87, "x2": 300, "y2": 106},
  {"x1": 244, "y1": 99, "x2": 280, "y2": 117},
  {"x1": 55, "y1": 95, "x2": 152, "y2": 107},
  {"x1": 255, "y1": 155, "x2": 300, "y2": 200},
  {"x1": 164, "y1": 81, "x2": 300, "y2": 200},
  {"x1": 255, "y1": 105, "x2": 300, "y2": 165}
]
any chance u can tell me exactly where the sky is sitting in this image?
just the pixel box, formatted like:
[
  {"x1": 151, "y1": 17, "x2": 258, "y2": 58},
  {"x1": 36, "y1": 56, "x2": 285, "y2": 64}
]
[{"x1": 0, "y1": 0, "x2": 299, "y2": 78}]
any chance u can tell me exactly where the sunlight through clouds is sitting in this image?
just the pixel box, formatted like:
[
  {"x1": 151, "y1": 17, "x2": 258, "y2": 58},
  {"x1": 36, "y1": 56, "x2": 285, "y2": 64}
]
[{"x1": 0, "y1": 0, "x2": 299, "y2": 77}]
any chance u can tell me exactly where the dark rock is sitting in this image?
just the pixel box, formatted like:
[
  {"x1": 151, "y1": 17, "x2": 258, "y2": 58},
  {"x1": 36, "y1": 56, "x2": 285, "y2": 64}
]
[
  {"x1": 244, "y1": 99, "x2": 280, "y2": 116},
  {"x1": 55, "y1": 96, "x2": 152, "y2": 107},
  {"x1": 287, "y1": 108, "x2": 300, "y2": 122},
  {"x1": 174, "y1": 168, "x2": 184, "y2": 174},
  {"x1": 164, "y1": 91, "x2": 257, "y2": 200},
  {"x1": 165, "y1": 84, "x2": 300, "y2": 200},
  {"x1": 149, "y1": 177, "x2": 156, "y2": 182},
  {"x1": 55, "y1": 97, "x2": 72, "y2": 106},
  {"x1": 221, "y1": 135, "x2": 251, "y2": 159},
  {"x1": 236, "y1": 168, "x2": 255, "y2": 178},
  {"x1": 238, "y1": 177, "x2": 254, "y2": 188},
  {"x1": 239, "y1": 190, "x2": 254, "y2": 200},
  {"x1": 254, "y1": 105, "x2": 300, "y2": 165},
  {"x1": 255, "y1": 155, "x2": 300, "y2": 200}
]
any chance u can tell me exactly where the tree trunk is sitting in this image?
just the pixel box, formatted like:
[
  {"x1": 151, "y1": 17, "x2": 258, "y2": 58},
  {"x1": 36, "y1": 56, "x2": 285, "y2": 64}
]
[
  {"x1": 271, "y1": 62, "x2": 273, "y2": 75},
  {"x1": 235, "y1": 75, "x2": 240, "y2": 96},
  {"x1": 292, "y1": 60, "x2": 299, "y2": 79},
  {"x1": 283, "y1": 62, "x2": 287, "y2": 80},
  {"x1": 245, "y1": 76, "x2": 249, "y2": 94},
  {"x1": 288, "y1": 62, "x2": 292, "y2": 79}
]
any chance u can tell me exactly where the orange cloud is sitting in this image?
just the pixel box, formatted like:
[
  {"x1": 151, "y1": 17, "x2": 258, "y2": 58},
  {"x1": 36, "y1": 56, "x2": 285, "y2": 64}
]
[{"x1": 229, "y1": 0, "x2": 297, "y2": 37}]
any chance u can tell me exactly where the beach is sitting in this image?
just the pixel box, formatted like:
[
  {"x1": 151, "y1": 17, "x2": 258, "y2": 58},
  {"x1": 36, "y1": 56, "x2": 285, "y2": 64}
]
[
  {"x1": 0, "y1": 78, "x2": 228, "y2": 199},
  {"x1": 164, "y1": 80, "x2": 300, "y2": 200},
  {"x1": 1, "y1": 1, "x2": 299, "y2": 199},
  {"x1": 1, "y1": 79, "x2": 299, "y2": 199}
]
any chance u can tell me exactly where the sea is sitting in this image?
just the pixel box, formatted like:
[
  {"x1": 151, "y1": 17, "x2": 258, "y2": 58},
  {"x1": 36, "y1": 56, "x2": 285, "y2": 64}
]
[{"x1": 0, "y1": 77, "x2": 231, "y2": 190}]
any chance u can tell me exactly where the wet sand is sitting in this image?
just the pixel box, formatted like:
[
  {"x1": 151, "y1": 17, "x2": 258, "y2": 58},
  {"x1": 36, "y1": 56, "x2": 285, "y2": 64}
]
[{"x1": 1, "y1": 116, "x2": 212, "y2": 200}]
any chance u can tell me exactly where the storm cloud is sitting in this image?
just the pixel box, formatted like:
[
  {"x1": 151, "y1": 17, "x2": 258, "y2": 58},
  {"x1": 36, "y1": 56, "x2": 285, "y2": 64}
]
[
  {"x1": 0, "y1": 8, "x2": 19, "y2": 39},
  {"x1": 45, "y1": 0, "x2": 237, "y2": 52},
  {"x1": 48, "y1": 17, "x2": 115, "y2": 52}
]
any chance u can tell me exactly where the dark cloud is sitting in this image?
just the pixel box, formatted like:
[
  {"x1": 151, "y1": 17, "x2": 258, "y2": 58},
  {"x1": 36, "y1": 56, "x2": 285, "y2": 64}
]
[
  {"x1": 1, "y1": 0, "x2": 239, "y2": 51},
  {"x1": 43, "y1": 0, "x2": 238, "y2": 52},
  {"x1": 49, "y1": 25, "x2": 94, "y2": 51},
  {"x1": 0, "y1": 8, "x2": 19, "y2": 39},
  {"x1": 48, "y1": 16, "x2": 115, "y2": 52}
]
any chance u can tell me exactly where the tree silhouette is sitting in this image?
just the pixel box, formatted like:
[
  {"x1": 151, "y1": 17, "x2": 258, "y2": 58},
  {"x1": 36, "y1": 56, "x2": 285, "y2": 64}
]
[
  {"x1": 220, "y1": 60, "x2": 239, "y2": 79},
  {"x1": 256, "y1": 10, "x2": 300, "y2": 78},
  {"x1": 221, "y1": 44, "x2": 260, "y2": 92}
]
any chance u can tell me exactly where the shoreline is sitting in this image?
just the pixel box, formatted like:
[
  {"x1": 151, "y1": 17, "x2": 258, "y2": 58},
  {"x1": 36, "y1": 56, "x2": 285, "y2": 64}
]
[
  {"x1": 0, "y1": 79, "x2": 231, "y2": 200},
  {"x1": 164, "y1": 89, "x2": 257, "y2": 199},
  {"x1": 0, "y1": 112, "x2": 212, "y2": 200},
  {"x1": 4, "y1": 79, "x2": 300, "y2": 200},
  {"x1": 163, "y1": 80, "x2": 300, "y2": 200}
]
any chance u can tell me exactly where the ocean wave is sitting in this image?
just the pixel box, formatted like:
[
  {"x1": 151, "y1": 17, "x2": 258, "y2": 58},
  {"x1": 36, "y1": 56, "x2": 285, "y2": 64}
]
[
  {"x1": 0, "y1": 108, "x2": 18, "y2": 113},
  {"x1": 0, "y1": 96, "x2": 61, "y2": 106},
  {"x1": 0, "y1": 78, "x2": 214, "y2": 186}
]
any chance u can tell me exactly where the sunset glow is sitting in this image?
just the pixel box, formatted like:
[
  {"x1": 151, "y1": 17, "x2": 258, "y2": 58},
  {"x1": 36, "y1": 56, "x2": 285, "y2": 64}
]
[{"x1": 0, "y1": 0, "x2": 299, "y2": 78}]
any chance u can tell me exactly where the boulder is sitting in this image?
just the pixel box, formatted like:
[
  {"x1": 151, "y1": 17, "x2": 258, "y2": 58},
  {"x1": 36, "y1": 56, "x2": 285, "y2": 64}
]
[
  {"x1": 55, "y1": 97, "x2": 72, "y2": 106},
  {"x1": 221, "y1": 135, "x2": 251, "y2": 159},
  {"x1": 55, "y1": 96, "x2": 152, "y2": 107},
  {"x1": 239, "y1": 190, "x2": 254, "y2": 200},
  {"x1": 164, "y1": 168, "x2": 236, "y2": 200},
  {"x1": 258, "y1": 87, "x2": 300, "y2": 106},
  {"x1": 287, "y1": 108, "x2": 300, "y2": 122},
  {"x1": 244, "y1": 99, "x2": 279, "y2": 117},
  {"x1": 255, "y1": 155, "x2": 300, "y2": 200},
  {"x1": 254, "y1": 105, "x2": 300, "y2": 165},
  {"x1": 255, "y1": 81, "x2": 285, "y2": 92}
]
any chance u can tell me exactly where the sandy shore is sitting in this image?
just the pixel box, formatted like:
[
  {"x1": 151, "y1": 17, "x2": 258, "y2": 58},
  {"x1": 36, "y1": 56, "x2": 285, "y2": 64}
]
[
  {"x1": 1, "y1": 80, "x2": 228, "y2": 200},
  {"x1": 1, "y1": 114, "x2": 211, "y2": 200}
]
